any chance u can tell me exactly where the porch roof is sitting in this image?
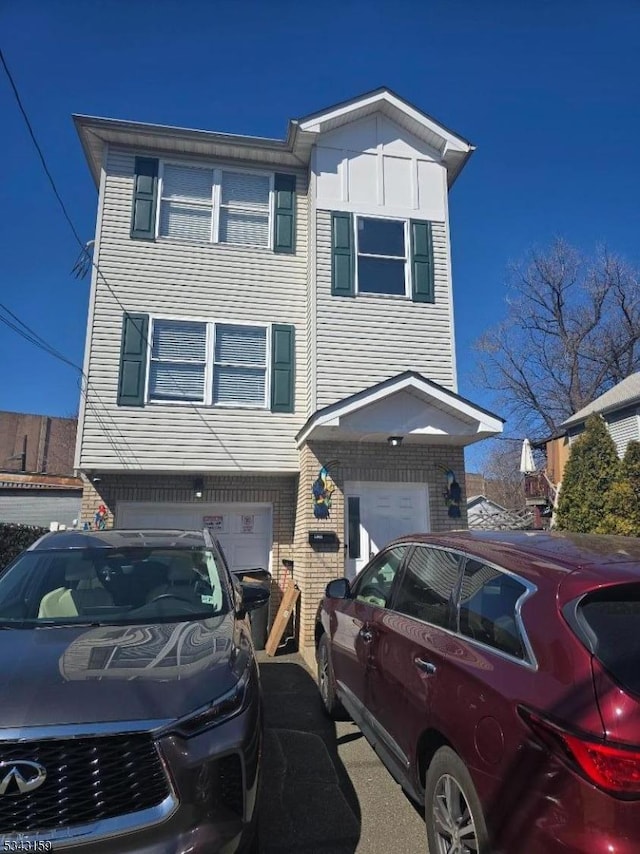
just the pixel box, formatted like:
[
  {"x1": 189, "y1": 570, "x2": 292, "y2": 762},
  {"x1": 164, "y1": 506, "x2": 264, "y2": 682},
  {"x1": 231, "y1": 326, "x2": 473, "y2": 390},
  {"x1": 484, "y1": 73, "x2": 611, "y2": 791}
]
[{"x1": 296, "y1": 372, "x2": 504, "y2": 448}]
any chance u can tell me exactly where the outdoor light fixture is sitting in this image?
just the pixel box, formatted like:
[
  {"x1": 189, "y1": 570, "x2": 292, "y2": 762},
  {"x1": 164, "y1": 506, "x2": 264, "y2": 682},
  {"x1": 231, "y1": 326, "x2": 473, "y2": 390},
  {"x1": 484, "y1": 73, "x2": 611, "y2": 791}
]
[
  {"x1": 388, "y1": 436, "x2": 403, "y2": 447},
  {"x1": 193, "y1": 477, "x2": 204, "y2": 499}
]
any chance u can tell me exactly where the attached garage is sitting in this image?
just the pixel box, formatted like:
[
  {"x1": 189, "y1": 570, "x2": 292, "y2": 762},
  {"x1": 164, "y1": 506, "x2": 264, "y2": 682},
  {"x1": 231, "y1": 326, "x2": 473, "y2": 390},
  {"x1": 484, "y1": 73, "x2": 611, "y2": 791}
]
[{"x1": 116, "y1": 501, "x2": 273, "y2": 574}]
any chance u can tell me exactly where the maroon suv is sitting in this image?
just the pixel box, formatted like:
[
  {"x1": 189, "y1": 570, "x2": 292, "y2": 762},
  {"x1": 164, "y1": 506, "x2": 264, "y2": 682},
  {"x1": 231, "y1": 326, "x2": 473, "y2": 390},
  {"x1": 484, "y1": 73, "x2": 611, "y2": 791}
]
[{"x1": 315, "y1": 530, "x2": 640, "y2": 854}]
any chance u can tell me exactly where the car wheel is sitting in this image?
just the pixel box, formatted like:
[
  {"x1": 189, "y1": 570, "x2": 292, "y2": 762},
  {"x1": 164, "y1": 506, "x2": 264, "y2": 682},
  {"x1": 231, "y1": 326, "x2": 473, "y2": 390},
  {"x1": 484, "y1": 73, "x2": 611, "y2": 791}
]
[
  {"x1": 317, "y1": 634, "x2": 343, "y2": 719},
  {"x1": 424, "y1": 746, "x2": 489, "y2": 854}
]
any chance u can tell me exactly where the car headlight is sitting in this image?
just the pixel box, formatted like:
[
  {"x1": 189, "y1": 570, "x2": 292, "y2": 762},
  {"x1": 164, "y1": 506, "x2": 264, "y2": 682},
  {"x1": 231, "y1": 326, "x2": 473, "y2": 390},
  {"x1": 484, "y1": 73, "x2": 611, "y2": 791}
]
[{"x1": 166, "y1": 663, "x2": 252, "y2": 738}]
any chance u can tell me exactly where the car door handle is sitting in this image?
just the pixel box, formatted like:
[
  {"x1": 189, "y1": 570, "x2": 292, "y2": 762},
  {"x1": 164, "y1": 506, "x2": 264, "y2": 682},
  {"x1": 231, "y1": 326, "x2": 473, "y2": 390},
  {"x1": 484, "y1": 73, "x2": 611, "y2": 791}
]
[
  {"x1": 415, "y1": 657, "x2": 437, "y2": 675},
  {"x1": 359, "y1": 628, "x2": 374, "y2": 643}
]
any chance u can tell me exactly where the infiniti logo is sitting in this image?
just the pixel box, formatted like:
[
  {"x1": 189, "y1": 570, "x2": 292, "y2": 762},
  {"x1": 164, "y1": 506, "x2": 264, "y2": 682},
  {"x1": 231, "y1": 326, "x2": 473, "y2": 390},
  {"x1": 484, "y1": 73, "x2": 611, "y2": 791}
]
[{"x1": 0, "y1": 761, "x2": 47, "y2": 795}]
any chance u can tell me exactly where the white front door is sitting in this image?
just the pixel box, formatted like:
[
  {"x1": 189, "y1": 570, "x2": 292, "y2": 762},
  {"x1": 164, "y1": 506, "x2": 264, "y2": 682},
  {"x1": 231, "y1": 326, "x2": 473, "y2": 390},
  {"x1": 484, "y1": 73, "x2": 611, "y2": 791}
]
[{"x1": 344, "y1": 482, "x2": 429, "y2": 581}]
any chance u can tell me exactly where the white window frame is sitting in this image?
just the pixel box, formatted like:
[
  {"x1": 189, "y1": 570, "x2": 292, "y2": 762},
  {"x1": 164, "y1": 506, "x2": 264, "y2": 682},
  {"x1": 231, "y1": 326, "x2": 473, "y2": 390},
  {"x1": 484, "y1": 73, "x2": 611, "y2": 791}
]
[
  {"x1": 215, "y1": 168, "x2": 275, "y2": 249},
  {"x1": 146, "y1": 316, "x2": 210, "y2": 405},
  {"x1": 212, "y1": 321, "x2": 271, "y2": 409},
  {"x1": 156, "y1": 158, "x2": 275, "y2": 250},
  {"x1": 144, "y1": 314, "x2": 271, "y2": 410},
  {"x1": 354, "y1": 214, "x2": 410, "y2": 298}
]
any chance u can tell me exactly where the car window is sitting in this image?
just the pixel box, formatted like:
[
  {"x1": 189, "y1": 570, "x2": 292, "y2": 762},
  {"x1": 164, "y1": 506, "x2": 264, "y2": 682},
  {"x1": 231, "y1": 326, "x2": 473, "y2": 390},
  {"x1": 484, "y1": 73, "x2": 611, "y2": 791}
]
[
  {"x1": 458, "y1": 559, "x2": 527, "y2": 660},
  {"x1": 0, "y1": 547, "x2": 230, "y2": 626},
  {"x1": 352, "y1": 547, "x2": 407, "y2": 608},
  {"x1": 393, "y1": 546, "x2": 461, "y2": 628},
  {"x1": 575, "y1": 584, "x2": 640, "y2": 695}
]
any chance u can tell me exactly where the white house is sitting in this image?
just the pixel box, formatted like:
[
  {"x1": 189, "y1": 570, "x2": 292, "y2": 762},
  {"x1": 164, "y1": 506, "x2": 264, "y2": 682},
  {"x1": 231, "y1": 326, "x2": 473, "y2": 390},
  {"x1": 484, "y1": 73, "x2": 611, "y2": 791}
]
[{"x1": 74, "y1": 87, "x2": 503, "y2": 658}]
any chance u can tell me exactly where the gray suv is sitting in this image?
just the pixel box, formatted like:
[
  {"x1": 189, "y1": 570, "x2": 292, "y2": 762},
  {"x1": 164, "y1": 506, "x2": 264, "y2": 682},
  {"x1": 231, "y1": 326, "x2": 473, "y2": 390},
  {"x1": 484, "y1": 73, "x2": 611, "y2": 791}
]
[{"x1": 0, "y1": 528, "x2": 269, "y2": 852}]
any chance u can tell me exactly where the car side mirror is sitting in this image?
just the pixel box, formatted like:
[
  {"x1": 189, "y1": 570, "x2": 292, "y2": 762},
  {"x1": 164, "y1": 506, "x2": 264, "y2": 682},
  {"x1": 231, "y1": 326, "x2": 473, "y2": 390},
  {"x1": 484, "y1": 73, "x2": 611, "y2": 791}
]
[
  {"x1": 240, "y1": 583, "x2": 270, "y2": 613},
  {"x1": 325, "y1": 578, "x2": 351, "y2": 599}
]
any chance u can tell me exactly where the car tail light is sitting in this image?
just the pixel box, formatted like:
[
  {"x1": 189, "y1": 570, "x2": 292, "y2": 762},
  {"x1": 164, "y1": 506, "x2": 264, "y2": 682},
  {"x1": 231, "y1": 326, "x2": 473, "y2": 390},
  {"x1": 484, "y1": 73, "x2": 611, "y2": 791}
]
[{"x1": 522, "y1": 709, "x2": 640, "y2": 797}]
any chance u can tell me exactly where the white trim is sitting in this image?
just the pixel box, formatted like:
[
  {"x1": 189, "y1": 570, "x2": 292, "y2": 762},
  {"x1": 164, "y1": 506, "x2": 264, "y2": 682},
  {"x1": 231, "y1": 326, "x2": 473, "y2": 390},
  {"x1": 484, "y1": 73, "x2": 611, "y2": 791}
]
[
  {"x1": 442, "y1": 166, "x2": 458, "y2": 392},
  {"x1": 75, "y1": 144, "x2": 109, "y2": 471},
  {"x1": 296, "y1": 374, "x2": 504, "y2": 447},
  {"x1": 309, "y1": 169, "x2": 318, "y2": 416},
  {"x1": 299, "y1": 90, "x2": 472, "y2": 154},
  {"x1": 319, "y1": 200, "x2": 445, "y2": 222}
]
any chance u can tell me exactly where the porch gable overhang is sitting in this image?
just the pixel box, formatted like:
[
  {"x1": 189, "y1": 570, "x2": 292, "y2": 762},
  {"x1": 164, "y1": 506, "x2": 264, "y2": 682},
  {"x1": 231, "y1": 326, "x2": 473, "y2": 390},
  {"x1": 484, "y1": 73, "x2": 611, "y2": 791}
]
[{"x1": 296, "y1": 372, "x2": 504, "y2": 448}]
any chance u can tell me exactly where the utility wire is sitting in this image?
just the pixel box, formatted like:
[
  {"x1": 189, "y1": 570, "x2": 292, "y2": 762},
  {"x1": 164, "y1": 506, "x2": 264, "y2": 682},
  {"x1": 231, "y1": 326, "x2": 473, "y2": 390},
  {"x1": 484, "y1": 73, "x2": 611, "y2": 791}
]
[
  {"x1": 0, "y1": 303, "x2": 137, "y2": 467},
  {"x1": 0, "y1": 303, "x2": 83, "y2": 373},
  {"x1": 0, "y1": 48, "x2": 86, "y2": 250}
]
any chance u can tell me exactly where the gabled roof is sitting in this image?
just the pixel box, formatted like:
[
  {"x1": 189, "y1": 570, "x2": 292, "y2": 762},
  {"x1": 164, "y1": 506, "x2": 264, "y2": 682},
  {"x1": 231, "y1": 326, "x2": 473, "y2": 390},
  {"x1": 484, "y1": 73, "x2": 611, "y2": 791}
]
[
  {"x1": 298, "y1": 86, "x2": 474, "y2": 186},
  {"x1": 296, "y1": 371, "x2": 503, "y2": 448},
  {"x1": 75, "y1": 87, "x2": 475, "y2": 188},
  {"x1": 562, "y1": 372, "x2": 640, "y2": 428}
]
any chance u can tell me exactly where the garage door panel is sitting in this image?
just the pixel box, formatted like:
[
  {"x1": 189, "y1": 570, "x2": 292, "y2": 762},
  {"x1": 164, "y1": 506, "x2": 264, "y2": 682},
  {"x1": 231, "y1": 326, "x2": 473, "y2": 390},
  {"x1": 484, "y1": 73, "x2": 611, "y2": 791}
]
[{"x1": 117, "y1": 501, "x2": 272, "y2": 573}]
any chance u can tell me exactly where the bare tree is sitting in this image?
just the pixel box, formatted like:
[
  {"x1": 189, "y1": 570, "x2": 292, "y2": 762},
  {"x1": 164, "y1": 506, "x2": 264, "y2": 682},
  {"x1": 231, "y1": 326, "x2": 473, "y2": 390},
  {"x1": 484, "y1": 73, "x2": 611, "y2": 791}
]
[
  {"x1": 477, "y1": 441, "x2": 527, "y2": 512},
  {"x1": 476, "y1": 240, "x2": 640, "y2": 435}
]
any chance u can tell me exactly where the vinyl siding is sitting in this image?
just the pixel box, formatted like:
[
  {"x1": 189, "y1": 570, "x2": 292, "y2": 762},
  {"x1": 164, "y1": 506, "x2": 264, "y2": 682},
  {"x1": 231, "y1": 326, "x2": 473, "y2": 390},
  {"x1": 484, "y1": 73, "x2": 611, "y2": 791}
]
[
  {"x1": 314, "y1": 209, "x2": 455, "y2": 409},
  {"x1": 79, "y1": 148, "x2": 308, "y2": 473},
  {"x1": 606, "y1": 410, "x2": 640, "y2": 457}
]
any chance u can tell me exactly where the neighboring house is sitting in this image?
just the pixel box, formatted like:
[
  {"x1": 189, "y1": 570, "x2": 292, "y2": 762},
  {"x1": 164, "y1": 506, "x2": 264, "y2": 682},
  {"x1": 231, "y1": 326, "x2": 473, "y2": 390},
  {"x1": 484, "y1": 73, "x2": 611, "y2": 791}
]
[
  {"x1": 0, "y1": 411, "x2": 82, "y2": 527},
  {"x1": 527, "y1": 372, "x2": 640, "y2": 512},
  {"x1": 74, "y1": 87, "x2": 503, "y2": 661},
  {"x1": 467, "y1": 495, "x2": 531, "y2": 530}
]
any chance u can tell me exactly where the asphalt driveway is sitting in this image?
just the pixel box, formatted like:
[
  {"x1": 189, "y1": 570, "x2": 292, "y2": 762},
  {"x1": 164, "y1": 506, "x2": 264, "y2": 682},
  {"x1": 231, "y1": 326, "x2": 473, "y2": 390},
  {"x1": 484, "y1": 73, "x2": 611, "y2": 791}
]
[{"x1": 256, "y1": 651, "x2": 426, "y2": 854}]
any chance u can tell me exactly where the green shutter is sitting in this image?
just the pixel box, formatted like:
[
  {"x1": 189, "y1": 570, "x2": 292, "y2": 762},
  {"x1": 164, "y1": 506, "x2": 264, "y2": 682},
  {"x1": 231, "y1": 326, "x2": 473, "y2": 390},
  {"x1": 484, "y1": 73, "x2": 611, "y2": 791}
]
[
  {"x1": 130, "y1": 157, "x2": 158, "y2": 240},
  {"x1": 410, "y1": 220, "x2": 435, "y2": 303},
  {"x1": 331, "y1": 211, "x2": 355, "y2": 296},
  {"x1": 117, "y1": 313, "x2": 149, "y2": 406},
  {"x1": 271, "y1": 324, "x2": 295, "y2": 413},
  {"x1": 273, "y1": 173, "x2": 296, "y2": 253}
]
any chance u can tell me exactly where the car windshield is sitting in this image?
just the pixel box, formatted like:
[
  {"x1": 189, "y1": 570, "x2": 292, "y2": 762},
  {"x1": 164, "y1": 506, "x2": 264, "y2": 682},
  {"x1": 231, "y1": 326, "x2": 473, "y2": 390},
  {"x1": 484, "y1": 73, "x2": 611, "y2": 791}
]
[{"x1": 0, "y1": 546, "x2": 229, "y2": 626}]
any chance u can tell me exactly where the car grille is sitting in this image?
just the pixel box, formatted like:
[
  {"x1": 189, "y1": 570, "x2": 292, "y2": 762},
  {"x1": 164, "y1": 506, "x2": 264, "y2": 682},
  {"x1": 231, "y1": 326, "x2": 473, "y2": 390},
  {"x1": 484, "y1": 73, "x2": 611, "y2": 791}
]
[
  {"x1": 0, "y1": 733, "x2": 170, "y2": 833},
  {"x1": 218, "y1": 754, "x2": 243, "y2": 816}
]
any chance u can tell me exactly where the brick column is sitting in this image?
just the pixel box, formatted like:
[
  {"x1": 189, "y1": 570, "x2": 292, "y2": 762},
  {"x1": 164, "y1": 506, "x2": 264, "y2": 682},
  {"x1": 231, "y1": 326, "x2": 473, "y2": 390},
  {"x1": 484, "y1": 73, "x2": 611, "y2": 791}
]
[{"x1": 294, "y1": 444, "x2": 346, "y2": 661}]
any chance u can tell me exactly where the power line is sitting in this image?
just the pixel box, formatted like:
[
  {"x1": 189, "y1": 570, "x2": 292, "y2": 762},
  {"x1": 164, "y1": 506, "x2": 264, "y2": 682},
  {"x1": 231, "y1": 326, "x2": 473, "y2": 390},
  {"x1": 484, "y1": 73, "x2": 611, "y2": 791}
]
[
  {"x1": 0, "y1": 303, "x2": 83, "y2": 373},
  {"x1": 0, "y1": 48, "x2": 86, "y2": 250},
  {"x1": 0, "y1": 302, "x2": 139, "y2": 467}
]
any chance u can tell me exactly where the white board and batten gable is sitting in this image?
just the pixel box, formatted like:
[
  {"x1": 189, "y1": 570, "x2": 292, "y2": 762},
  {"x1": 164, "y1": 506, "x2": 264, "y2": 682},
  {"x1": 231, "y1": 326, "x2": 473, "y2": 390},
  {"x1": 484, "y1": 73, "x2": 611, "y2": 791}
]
[{"x1": 301, "y1": 89, "x2": 474, "y2": 220}]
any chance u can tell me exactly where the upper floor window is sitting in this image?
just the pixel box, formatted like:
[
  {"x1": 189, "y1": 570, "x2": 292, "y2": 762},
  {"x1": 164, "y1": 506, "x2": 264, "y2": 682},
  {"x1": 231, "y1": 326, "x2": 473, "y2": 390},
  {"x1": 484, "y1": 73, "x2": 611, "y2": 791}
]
[
  {"x1": 330, "y1": 211, "x2": 434, "y2": 303},
  {"x1": 148, "y1": 318, "x2": 267, "y2": 407},
  {"x1": 159, "y1": 164, "x2": 272, "y2": 248},
  {"x1": 356, "y1": 217, "x2": 408, "y2": 296},
  {"x1": 116, "y1": 311, "x2": 295, "y2": 413},
  {"x1": 213, "y1": 324, "x2": 267, "y2": 406},
  {"x1": 149, "y1": 319, "x2": 207, "y2": 402}
]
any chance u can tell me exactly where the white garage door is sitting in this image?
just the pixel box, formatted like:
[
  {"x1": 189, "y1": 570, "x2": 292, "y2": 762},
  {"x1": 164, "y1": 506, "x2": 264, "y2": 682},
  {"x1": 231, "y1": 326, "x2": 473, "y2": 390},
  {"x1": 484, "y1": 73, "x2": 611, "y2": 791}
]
[{"x1": 116, "y1": 501, "x2": 272, "y2": 573}]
